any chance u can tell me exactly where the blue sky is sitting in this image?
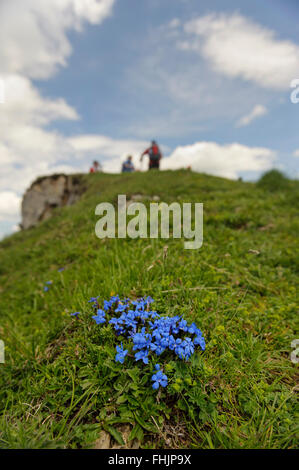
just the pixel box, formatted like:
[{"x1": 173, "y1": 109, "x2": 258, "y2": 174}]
[
  {"x1": 0, "y1": 0, "x2": 299, "y2": 238},
  {"x1": 43, "y1": 0, "x2": 299, "y2": 149}
]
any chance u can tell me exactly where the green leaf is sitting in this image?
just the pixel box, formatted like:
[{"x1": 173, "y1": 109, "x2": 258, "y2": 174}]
[
  {"x1": 128, "y1": 424, "x2": 143, "y2": 442},
  {"x1": 177, "y1": 399, "x2": 188, "y2": 411},
  {"x1": 134, "y1": 413, "x2": 157, "y2": 433},
  {"x1": 106, "y1": 425, "x2": 125, "y2": 446},
  {"x1": 116, "y1": 395, "x2": 128, "y2": 404},
  {"x1": 127, "y1": 369, "x2": 140, "y2": 383},
  {"x1": 80, "y1": 380, "x2": 93, "y2": 390},
  {"x1": 128, "y1": 397, "x2": 139, "y2": 407}
]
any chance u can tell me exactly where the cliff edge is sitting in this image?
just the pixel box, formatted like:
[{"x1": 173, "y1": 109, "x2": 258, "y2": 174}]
[{"x1": 21, "y1": 174, "x2": 85, "y2": 229}]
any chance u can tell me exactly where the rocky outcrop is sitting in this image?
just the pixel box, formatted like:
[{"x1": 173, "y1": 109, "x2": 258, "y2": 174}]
[{"x1": 21, "y1": 174, "x2": 85, "y2": 230}]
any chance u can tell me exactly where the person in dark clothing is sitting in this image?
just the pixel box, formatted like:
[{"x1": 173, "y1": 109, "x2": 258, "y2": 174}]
[{"x1": 140, "y1": 140, "x2": 162, "y2": 170}]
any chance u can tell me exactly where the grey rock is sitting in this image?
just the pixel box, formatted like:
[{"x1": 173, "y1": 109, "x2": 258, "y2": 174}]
[{"x1": 21, "y1": 174, "x2": 85, "y2": 230}]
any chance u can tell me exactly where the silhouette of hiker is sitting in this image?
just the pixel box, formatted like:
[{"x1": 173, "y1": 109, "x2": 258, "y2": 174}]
[
  {"x1": 122, "y1": 155, "x2": 135, "y2": 173},
  {"x1": 140, "y1": 140, "x2": 162, "y2": 170}
]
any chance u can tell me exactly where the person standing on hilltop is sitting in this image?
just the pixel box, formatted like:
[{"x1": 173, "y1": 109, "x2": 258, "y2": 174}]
[
  {"x1": 140, "y1": 140, "x2": 162, "y2": 170},
  {"x1": 89, "y1": 160, "x2": 102, "y2": 173},
  {"x1": 122, "y1": 155, "x2": 135, "y2": 173}
]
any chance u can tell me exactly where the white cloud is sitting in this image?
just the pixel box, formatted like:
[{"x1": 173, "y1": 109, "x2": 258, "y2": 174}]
[
  {"x1": 182, "y1": 13, "x2": 299, "y2": 90},
  {"x1": 0, "y1": 0, "x2": 115, "y2": 79},
  {"x1": 236, "y1": 104, "x2": 268, "y2": 127},
  {"x1": 0, "y1": 0, "x2": 115, "y2": 234},
  {"x1": 1, "y1": 74, "x2": 79, "y2": 127},
  {"x1": 0, "y1": 192, "x2": 22, "y2": 222},
  {"x1": 293, "y1": 150, "x2": 299, "y2": 158},
  {"x1": 0, "y1": 75, "x2": 81, "y2": 193},
  {"x1": 162, "y1": 141, "x2": 276, "y2": 179}
]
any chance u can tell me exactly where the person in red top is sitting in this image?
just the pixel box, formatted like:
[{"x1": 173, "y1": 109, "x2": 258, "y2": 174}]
[
  {"x1": 140, "y1": 140, "x2": 162, "y2": 170},
  {"x1": 89, "y1": 160, "x2": 102, "y2": 173}
]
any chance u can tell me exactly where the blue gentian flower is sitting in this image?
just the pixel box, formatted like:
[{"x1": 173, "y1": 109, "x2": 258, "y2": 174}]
[
  {"x1": 44, "y1": 281, "x2": 53, "y2": 292},
  {"x1": 178, "y1": 319, "x2": 188, "y2": 332},
  {"x1": 71, "y1": 312, "x2": 80, "y2": 317},
  {"x1": 151, "y1": 369, "x2": 168, "y2": 390},
  {"x1": 194, "y1": 335, "x2": 206, "y2": 350},
  {"x1": 88, "y1": 296, "x2": 99, "y2": 308},
  {"x1": 115, "y1": 343, "x2": 128, "y2": 364},
  {"x1": 181, "y1": 337, "x2": 195, "y2": 360},
  {"x1": 92, "y1": 309, "x2": 106, "y2": 324},
  {"x1": 115, "y1": 303, "x2": 128, "y2": 313},
  {"x1": 132, "y1": 331, "x2": 152, "y2": 351},
  {"x1": 135, "y1": 349, "x2": 149, "y2": 364}
]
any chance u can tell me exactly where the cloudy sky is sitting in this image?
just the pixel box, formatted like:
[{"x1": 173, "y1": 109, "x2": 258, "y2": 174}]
[{"x1": 0, "y1": 0, "x2": 299, "y2": 238}]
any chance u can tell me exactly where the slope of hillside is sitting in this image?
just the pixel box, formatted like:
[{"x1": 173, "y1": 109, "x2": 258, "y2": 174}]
[{"x1": 0, "y1": 170, "x2": 298, "y2": 449}]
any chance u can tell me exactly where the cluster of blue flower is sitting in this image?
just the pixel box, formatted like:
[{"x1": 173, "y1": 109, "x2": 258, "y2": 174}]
[{"x1": 90, "y1": 295, "x2": 205, "y2": 390}]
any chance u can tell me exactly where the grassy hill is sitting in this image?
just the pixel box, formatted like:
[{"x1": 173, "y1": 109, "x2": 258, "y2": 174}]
[{"x1": 0, "y1": 170, "x2": 298, "y2": 449}]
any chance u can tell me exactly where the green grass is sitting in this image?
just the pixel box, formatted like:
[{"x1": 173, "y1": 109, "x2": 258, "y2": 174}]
[{"x1": 0, "y1": 170, "x2": 298, "y2": 449}]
